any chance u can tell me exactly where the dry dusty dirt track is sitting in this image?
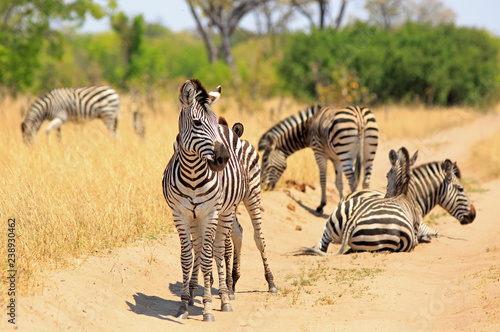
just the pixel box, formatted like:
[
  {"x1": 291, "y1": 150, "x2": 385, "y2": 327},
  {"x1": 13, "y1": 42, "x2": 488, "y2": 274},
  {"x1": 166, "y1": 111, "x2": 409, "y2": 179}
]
[{"x1": 3, "y1": 112, "x2": 500, "y2": 332}]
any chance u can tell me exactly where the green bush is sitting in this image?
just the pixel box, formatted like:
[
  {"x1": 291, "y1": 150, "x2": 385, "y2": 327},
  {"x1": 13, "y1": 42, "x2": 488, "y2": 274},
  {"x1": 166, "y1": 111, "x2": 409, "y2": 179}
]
[{"x1": 279, "y1": 22, "x2": 500, "y2": 106}]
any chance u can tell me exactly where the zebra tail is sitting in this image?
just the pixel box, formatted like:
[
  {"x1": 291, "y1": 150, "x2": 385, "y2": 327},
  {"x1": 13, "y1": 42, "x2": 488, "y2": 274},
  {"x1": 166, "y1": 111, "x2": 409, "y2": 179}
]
[
  {"x1": 288, "y1": 246, "x2": 327, "y2": 256},
  {"x1": 439, "y1": 234, "x2": 468, "y2": 241},
  {"x1": 354, "y1": 152, "x2": 361, "y2": 190}
]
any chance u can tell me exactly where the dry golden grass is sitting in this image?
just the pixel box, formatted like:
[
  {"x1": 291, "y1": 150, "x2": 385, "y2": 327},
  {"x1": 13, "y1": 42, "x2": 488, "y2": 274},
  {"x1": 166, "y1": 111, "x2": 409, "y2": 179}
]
[
  {"x1": 470, "y1": 132, "x2": 500, "y2": 180},
  {"x1": 0, "y1": 95, "x2": 179, "y2": 295},
  {"x1": 374, "y1": 104, "x2": 479, "y2": 139},
  {"x1": 0, "y1": 91, "x2": 484, "y2": 297}
]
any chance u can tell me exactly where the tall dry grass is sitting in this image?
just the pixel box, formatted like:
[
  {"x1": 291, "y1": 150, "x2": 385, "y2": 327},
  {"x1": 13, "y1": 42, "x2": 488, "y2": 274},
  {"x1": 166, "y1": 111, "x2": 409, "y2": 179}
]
[
  {"x1": 470, "y1": 132, "x2": 500, "y2": 180},
  {"x1": 375, "y1": 104, "x2": 479, "y2": 139},
  {"x1": 0, "y1": 90, "x2": 482, "y2": 299}
]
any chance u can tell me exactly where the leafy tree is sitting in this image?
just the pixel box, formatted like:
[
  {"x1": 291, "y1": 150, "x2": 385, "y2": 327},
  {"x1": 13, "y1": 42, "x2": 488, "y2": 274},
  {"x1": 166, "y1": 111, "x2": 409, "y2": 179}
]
[
  {"x1": 0, "y1": 0, "x2": 112, "y2": 93},
  {"x1": 111, "y1": 12, "x2": 146, "y2": 87},
  {"x1": 279, "y1": 22, "x2": 499, "y2": 106},
  {"x1": 186, "y1": 0, "x2": 266, "y2": 69}
]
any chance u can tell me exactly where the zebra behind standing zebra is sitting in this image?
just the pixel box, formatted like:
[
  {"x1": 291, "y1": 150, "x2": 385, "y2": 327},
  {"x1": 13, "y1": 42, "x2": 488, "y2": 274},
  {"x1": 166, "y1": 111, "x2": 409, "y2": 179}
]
[
  {"x1": 162, "y1": 79, "x2": 276, "y2": 322},
  {"x1": 332, "y1": 147, "x2": 422, "y2": 254},
  {"x1": 21, "y1": 86, "x2": 120, "y2": 144},
  {"x1": 314, "y1": 157, "x2": 477, "y2": 254},
  {"x1": 258, "y1": 105, "x2": 379, "y2": 214}
]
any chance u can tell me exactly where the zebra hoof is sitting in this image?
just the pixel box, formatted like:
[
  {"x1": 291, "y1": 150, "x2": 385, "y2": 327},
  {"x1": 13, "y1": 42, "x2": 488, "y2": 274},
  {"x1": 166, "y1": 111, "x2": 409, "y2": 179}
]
[
  {"x1": 188, "y1": 299, "x2": 194, "y2": 306},
  {"x1": 229, "y1": 294, "x2": 235, "y2": 300},
  {"x1": 176, "y1": 309, "x2": 189, "y2": 320},
  {"x1": 203, "y1": 313, "x2": 215, "y2": 322},
  {"x1": 221, "y1": 303, "x2": 233, "y2": 312},
  {"x1": 315, "y1": 206, "x2": 324, "y2": 215},
  {"x1": 269, "y1": 287, "x2": 278, "y2": 294}
]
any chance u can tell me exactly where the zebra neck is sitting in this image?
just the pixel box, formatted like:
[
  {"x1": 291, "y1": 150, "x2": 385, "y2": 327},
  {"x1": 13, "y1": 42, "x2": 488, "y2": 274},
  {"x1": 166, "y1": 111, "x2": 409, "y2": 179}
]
[
  {"x1": 408, "y1": 175, "x2": 441, "y2": 217},
  {"x1": 275, "y1": 121, "x2": 311, "y2": 157},
  {"x1": 177, "y1": 149, "x2": 212, "y2": 178}
]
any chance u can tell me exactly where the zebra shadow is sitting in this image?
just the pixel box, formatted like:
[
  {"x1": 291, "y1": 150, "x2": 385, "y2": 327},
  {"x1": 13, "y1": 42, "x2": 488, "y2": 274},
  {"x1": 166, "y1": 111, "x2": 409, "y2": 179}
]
[
  {"x1": 126, "y1": 292, "x2": 188, "y2": 322},
  {"x1": 285, "y1": 192, "x2": 330, "y2": 219},
  {"x1": 126, "y1": 281, "x2": 222, "y2": 321}
]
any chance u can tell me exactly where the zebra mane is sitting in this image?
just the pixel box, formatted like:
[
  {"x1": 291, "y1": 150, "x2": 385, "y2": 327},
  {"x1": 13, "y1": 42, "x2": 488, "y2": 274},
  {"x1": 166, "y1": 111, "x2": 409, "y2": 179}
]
[
  {"x1": 180, "y1": 78, "x2": 211, "y2": 106},
  {"x1": 218, "y1": 117, "x2": 228, "y2": 126},
  {"x1": 258, "y1": 104, "x2": 321, "y2": 151},
  {"x1": 388, "y1": 147, "x2": 413, "y2": 197},
  {"x1": 412, "y1": 160, "x2": 461, "y2": 179},
  {"x1": 399, "y1": 147, "x2": 412, "y2": 196}
]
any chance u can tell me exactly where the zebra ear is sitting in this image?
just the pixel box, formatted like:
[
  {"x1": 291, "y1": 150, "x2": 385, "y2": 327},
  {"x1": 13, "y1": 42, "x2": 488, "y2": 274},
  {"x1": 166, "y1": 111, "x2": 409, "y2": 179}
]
[
  {"x1": 389, "y1": 149, "x2": 397, "y2": 166},
  {"x1": 179, "y1": 80, "x2": 197, "y2": 107},
  {"x1": 208, "y1": 85, "x2": 221, "y2": 105},
  {"x1": 444, "y1": 159, "x2": 454, "y2": 182},
  {"x1": 410, "y1": 150, "x2": 418, "y2": 166},
  {"x1": 232, "y1": 122, "x2": 244, "y2": 138}
]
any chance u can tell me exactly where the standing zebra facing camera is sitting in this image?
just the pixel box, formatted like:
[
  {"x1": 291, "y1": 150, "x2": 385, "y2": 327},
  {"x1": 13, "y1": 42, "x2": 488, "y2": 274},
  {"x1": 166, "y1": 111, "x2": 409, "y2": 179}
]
[
  {"x1": 258, "y1": 105, "x2": 379, "y2": 214},
  {"x1": 314, "y1": 158, "x2": 476, "y2": 254},
  {"x1": 21, "y1": 86, "x2": 120, "y2": 144},
  {"x1": 162, "y1": 79, "x2": 277, "y2": 322}
]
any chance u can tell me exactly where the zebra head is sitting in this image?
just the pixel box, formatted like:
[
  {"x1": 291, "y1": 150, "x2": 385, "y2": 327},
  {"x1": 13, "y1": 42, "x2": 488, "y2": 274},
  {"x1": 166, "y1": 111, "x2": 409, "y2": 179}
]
[
  {"x1": 21, "y1": 122, "x2": 36, "y2": 145},
  {"x1": 439, "y1": 160, "x2": 476, "y2": 225},
  {"x1": 259, "y1": 133, "x2": 287, "y2": 191},
  {"x1": 177, "y1": 79, "x2": 229, "y2": 172},
  {"x1": 386, "y1": 148, "x2": 418, "y2": 197}
]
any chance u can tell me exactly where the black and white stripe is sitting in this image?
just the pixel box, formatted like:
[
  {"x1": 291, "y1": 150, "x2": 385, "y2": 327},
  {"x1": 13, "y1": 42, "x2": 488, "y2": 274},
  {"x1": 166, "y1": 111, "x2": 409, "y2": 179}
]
[
  {"x1": 21, "y1": 86, "x2": 120, "y2": 143},
  {"x1": 318, "y1": 157, "x2": 476, "y2": 253},
  {"x1": 258, "y1": 105, "x2": 379, "y2": 214},
  {"x1": 162, "y1": 79, "x2": 276, "y2": 322},
  {"x1": 333, "y1": 147, "x2": 421, "y2": 254}
]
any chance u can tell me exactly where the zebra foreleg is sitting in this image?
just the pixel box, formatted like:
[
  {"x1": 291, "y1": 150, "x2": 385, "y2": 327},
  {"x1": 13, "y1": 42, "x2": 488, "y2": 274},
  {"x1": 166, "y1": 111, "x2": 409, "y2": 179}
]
[
  {"x1": 213, "y1": 214, "x2": 234, "y2": 313},
  {"x1": 174, "y1": 223, "x2": 193, "y2": 319},
  {"x1": 200, "y1": 219, "x2": 218, "y2": 322},
  {"x1": 188, "y1": 229, "x2": 203, "y2": 306},
  {"x1": 45, "y1": 118, "x2": 64, "y2": 144}
]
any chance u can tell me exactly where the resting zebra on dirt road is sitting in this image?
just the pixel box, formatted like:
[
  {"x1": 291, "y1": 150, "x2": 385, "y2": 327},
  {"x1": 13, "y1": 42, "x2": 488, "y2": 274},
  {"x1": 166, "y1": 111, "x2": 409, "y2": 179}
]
[
  {"x1": 162, "y1": 79, "x2": 276, "y2": 322},
  {"x1": 313, "y1": 147, "x2": 421, "y2": 254},
  {"x1": 258, "y1": 105, "x2": 379, "y2": 214},
  {"x1": 312, "y1": 158, "x2": 477, "y2": 254},
  {"x1": 21, "y1": 86, "x2": 120, "y2": 144}
]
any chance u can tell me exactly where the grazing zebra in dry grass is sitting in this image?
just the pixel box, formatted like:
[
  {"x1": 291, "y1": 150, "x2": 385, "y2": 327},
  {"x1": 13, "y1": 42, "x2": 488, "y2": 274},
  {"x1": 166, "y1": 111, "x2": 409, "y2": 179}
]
[
  {"x1": 258, "y1": 105, "x2": 378, "y2": 214},
  {"x1": 332, "y1": 147, "x2": 421, "y2": 254},
  {"x1": 314, "y1": 157, "x2": 477, "y2": 254},
  {"x1": 162, "y1": 79, "x2": 276, "y2": 322},
  {"x1": 21, "y1": 86, "x2": 120, "y2": 144}
]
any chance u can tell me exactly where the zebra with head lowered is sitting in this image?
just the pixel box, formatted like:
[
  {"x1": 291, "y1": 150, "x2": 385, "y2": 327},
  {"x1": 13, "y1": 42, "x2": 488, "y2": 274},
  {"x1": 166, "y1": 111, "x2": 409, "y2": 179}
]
[
  {"x1": 162, "y1": 79, "x2": 277, "y2": 322},
  {"x1": 331, "y1": 147, "x2": 421, "y2": 254},
  {"x1": 259, "y1": 105, "x2": 379, "y2": 214},
  {"x1": 21, "y1": 86, "x2": 120, "y2": 144},
  {"x1": 314, "y1": 157, "x2": 477, "y2": 254}
]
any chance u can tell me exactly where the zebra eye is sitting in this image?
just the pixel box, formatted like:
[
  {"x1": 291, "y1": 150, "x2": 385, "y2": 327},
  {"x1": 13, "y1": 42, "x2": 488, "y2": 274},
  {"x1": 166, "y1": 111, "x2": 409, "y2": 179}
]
[
  {"x1": 193, "y1": 119, "x2": 202, "y2": 126},
  {"x1": 456, "y1": 186, "x2": 464, "y2": 192}
]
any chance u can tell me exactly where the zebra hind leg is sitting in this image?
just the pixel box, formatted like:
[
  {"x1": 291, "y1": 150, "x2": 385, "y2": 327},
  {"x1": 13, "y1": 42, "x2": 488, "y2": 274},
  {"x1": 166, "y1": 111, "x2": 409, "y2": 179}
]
[
  {"x1": 224, "y1": 232, "x2": 235, "y2": 300},
  {"x1": 230, "y1": 216, "x2": 243, "y2": 297}
]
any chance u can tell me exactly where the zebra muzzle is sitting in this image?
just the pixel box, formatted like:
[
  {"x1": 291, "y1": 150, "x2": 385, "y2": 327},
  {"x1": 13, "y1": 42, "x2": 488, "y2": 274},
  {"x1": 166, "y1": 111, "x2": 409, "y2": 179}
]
[
  {"x1": 460, "y1": 204, "x2": 476, "y2": 225},
  {"x1": 207, "y1": 142, "x2": 229, "y2": 172}
]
